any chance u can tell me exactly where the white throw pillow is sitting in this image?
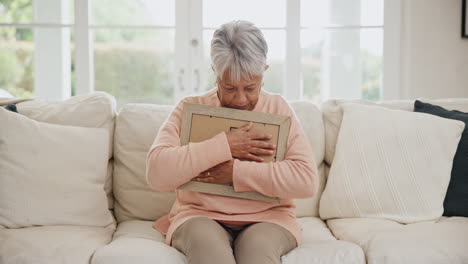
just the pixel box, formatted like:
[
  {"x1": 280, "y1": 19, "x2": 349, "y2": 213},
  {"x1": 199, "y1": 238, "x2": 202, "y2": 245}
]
[
  {"x1": 17, "y1": 91, "x2": 117, "y2": 210},
  {"x1": 0, "y1": 108, "x2": 115, "y2": 228},
  {"x1": 319, "y1": 103, "x2": 465, "y2": 223}
]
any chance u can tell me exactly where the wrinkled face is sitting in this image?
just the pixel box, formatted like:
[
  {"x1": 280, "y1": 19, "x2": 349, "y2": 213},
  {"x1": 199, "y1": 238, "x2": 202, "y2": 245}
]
[{"x1": 216, "y1": 72, "x2": 263, "y2": 111}]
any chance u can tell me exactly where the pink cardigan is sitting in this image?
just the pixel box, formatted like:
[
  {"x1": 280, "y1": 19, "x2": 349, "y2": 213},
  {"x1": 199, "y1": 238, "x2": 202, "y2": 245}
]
[{"x1": 146, "y1": 88, "x2": 318, "y2": 245}]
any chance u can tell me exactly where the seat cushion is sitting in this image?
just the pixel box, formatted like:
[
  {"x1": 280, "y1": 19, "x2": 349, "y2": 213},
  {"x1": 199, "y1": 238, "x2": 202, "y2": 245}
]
[
  {"x1": 0, "y1": 225, "x2": 114, "y2": 264},
  {"x1": 282, "y1": 217, "x2": 365, "y2": 264},
  {"x1": 91, "y1": 220, "x2": 187, "y2": 264},
  {"x1": 327, "y1": 217, "x2": 468, "y2": 264},
  {"x1": 93, "y1": 217, "x2": 364, "y2": 264}
]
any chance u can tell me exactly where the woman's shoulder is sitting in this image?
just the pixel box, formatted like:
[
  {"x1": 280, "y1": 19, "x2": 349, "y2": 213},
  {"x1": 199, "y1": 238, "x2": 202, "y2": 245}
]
[{"x1": 260, "y1": 90, "x2": 292, "y2": 115}]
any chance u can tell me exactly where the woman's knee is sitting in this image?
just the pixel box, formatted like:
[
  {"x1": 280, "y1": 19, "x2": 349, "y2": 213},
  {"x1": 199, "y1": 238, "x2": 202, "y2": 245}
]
[
  {"x1": 234, "y1": 222, "x2": 296, "y2": 262},
  {"x1": 172, "y1": 217, "x2": 236, "y2": 264},
  {"x1": 172, "y1": 217, "x2": 232, "y2": 251}
]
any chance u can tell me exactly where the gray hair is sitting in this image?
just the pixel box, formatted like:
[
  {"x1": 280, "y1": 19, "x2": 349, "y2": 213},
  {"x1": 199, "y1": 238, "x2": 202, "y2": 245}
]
[{"x1": 211, "y1": 20, "x2": 268, "y2": 82}]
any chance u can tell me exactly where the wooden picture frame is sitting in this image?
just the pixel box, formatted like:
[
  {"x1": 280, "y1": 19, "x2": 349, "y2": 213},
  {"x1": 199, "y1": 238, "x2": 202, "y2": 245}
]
[{"x1": 177, "y1": 102, "x2": 291, "y2": 203}]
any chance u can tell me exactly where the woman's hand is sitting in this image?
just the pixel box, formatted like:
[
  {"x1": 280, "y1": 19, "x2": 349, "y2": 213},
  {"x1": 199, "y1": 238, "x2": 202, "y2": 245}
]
[
  {"x1": 193, "y1": 160, "x2": 234, "y2": 184},
  {"x1": 225, "y1": 122, "x2": 276, "y2": 162}
]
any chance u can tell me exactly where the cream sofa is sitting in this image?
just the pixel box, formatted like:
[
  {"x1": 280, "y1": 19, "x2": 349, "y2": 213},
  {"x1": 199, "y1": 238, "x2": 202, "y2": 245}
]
[{"x1": 1, "y1": 92, "x2": 467, "y2": 264}]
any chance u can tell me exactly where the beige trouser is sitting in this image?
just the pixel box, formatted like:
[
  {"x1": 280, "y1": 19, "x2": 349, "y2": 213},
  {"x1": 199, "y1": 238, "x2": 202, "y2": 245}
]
[{"x1": 172, "y1": 217, "x2": 297, "y2": 264}]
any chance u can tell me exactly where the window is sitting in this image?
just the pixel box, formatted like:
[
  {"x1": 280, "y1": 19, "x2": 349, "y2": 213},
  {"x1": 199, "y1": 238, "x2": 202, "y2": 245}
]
[
  {"x1": 0, "y1": 0, "x2": 395, "y2": 106},
  {"x1": 0, "y1": 0, "x2": 73, "y2": 99},
  {"x1": 300, "y1": 0, "x2": 384, "y2": 102},
  {"x1": 91, "y1": 0, "x2": 176, "y2": 106}
]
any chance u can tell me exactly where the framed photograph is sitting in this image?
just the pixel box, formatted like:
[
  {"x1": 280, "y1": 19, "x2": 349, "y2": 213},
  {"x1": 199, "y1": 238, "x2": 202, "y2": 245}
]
[
  {"x1": 177, "y1": 102, "x2": 291, "y2": 203},
  {"x1": 463, "y1": 0, "x2": 468, "y2": 38}
]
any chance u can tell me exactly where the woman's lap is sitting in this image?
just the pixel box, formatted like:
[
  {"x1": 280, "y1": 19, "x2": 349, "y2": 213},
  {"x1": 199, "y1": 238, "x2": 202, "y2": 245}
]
[{"x1": 172, "y1": 217, "x2": 296, "y2": 264}]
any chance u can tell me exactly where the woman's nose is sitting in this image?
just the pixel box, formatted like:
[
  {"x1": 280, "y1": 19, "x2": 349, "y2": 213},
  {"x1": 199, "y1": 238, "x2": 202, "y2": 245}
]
[{"x1": 235, "y1": 93, "x2": 248, "y2": 105}]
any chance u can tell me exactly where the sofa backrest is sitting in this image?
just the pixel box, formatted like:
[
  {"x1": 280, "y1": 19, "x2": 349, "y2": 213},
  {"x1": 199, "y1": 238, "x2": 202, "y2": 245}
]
[
  {"x1": 113, "y1": 104, "x2": 175, "y2": 223},
  {"x1": 289, "y1": 101, "x2": 326, "y2": 217},
  {"x1": 112, "y1": 101, "x2": 326, "y2": 223},
  {"x1": 322, "y1": 98, "x2": 468, "y2": 166}
]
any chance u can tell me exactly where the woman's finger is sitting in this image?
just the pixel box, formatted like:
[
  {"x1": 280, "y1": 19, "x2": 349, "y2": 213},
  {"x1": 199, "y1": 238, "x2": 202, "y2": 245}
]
[
  {"x1": 240, "y1": 121, "x2": 253, "y2": 131},
  {"x1": 195, "y1": 176, "x2": 214, "y2": 182},
  {"x1": 249, "y1": 133, "x2": 273, "y2": 140},
  {"x1": 195, "y1": 171, "x2": 209, "y2": 178},
  {"x1": 252, "y1": 140, "x2": 276, "y2": 150},
  {"x1": 250, "y1": 147, "x2": 275, "y2": 156},
  {"x1": 245, "y1": 153, "x2": 264, "y2": 162}
]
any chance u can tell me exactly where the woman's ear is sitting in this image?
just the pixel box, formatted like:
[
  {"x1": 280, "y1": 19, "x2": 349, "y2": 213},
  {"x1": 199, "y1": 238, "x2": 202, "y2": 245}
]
[
  {"x1": 211, "y1": 65, "x2": 215, "y2": 73},
  {"x1": 264, "y1": 65, "x2": 269, "y2": 71}
]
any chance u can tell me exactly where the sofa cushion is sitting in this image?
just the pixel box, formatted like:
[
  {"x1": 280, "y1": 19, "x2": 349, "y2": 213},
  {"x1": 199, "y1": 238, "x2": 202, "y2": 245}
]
[
  {"x1": 0, "y1": 225, "x2": 114, "y2": 264},
  {"x1": 0, "y1": 107, "x2": 115, "y2": 228},
  {"x1": 113, "y1": 104, "x2": 176, "y2": 223},
  {"x1": 92, "y1": 217, "x2": 364, "y2": 264},
  {"x1": 16, "y1": 92, "x2": 117, "y2": 210},
  {"x1": 319, "y1": 103, "x2": 464, "y2": 223},
  {"x1": 91, "y1": 220, "x2": 186, "y2": 264},
  {"x1": 3, "y1": 104, "x2": 18, "y2": 112},
  {"x1": 113, "y1": 101, "x2": 326, "y2": 222},
  {"x1": 16, "y1": 92, "x2": 116, "y2": 159},
  {"x1": 281, "y1": 217, "x2": 365, "y2": 264},
  {"x1": 327, "y1": 217, "x2": 468, "y2": 264},
  {"x1": 289, "y1": 101, "x2": 325, "y2": 217},
  {"x1": 322, "y1": 98, "x2": 468, "y2": 165},
  {"x1": 293, "y1": 163, "x2": 327, "y2": 218},
  {"x1": 414, "y1": 100, "x2": 468, "y2": 217}
]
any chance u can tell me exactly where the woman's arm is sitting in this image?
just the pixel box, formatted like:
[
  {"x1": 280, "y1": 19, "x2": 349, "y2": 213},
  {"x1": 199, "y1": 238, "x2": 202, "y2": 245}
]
[
  {"x1": 232, "y1": 104, "x2": 319, "y2": 200},
  {"x1": 145, "y1": 100, "x2": 232, "y2": 192}
]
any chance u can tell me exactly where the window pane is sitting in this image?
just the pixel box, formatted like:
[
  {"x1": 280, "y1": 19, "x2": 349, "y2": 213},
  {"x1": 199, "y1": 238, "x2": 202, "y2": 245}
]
[
  {"x1": 202, "y1": 30, "x2": 215, "y2": 92},
  {"x1": 262, "y1": 30, "x2": 285, "y2": 95},
  {"x1": 0, "y1": 27, "x2": 34, "y2": 98},
  {"x1": 92, "y1": 0, "x2": 175, "y2": 26},
  {"x1": 70, "y1": 0, "x2": 74, "y2": 24},
  {"x1": 360, "y1": 28, "x2": 382, "y2": 101},
  {"x1": 202, "y1": 29, "x2": 285, "y2": 95},
  {"x1": 301, "y1": 0, "x2": 383, "y2": 28},
  {"x1": 301, "y1": 0, "x2": 329, "y2": 28},
  {"x1": 0, "y1": 0, "x2": 73, "y2": 24},
  {"x1": 203, "y1": 0, "x2": 285, "y2": 28},
  {"x1": 0, "y1": 0, "x2": 33, "y2": 23},
  {"x1": 94, "y1": 29, "x2": 175, "y2": 107},
  {"x1": 360, "y1": 0, "x2": 383, "y2": 26},
  {"x1": 301, "y1": 29, "x2": 325, "y2": 103},
  {"x1": 317, "y1": 28, "x2": 382, "y2": 101}
]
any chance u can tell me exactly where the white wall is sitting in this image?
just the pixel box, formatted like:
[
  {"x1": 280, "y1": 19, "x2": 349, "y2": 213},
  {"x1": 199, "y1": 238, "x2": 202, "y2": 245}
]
[{"x1": 399, "y1": 0, "x2": 468, "y2": 99}]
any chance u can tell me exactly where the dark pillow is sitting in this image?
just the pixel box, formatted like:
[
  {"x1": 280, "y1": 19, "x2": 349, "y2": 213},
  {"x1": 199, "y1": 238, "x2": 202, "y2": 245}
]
[
  {"x1": 4, "y1": 104, "x2": 18, "y2": 113},
  {"x1": 414, "y1": 100, "x2": 468, "y2": 217}
]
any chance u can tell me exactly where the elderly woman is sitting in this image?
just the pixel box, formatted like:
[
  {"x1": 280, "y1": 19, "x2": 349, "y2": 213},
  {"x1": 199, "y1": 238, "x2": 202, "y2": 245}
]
[{"x1": 146, "y1": 20, "x2": 318, "y2": 264}]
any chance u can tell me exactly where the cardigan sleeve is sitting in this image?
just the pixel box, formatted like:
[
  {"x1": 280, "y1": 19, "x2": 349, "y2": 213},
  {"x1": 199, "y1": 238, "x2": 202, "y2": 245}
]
[
  {"x1": 146, "y1": 100, "x2": 232, "y2": 192},
  {"x1": 232, "y1": 99, "x2": 319, "y2": 199}
]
